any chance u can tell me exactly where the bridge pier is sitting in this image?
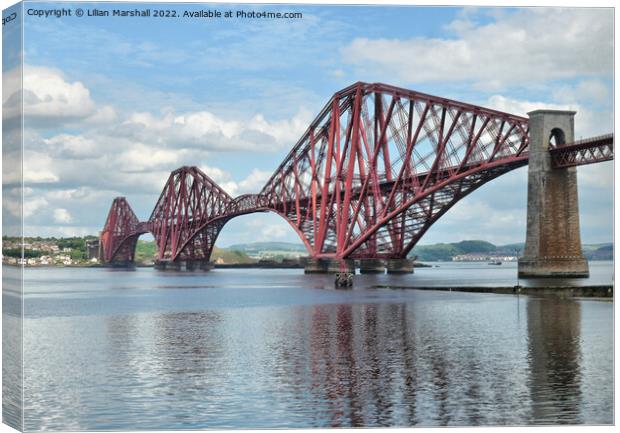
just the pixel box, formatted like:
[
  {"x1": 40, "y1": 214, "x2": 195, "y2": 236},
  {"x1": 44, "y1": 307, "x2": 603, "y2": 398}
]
[
  {"x1": 110, "y1": 261, "x2": 135, "y2": 268},
  {"x1": 359, "y1": 259, "x2": 386, "y2": 274},
  {"x1": 386, "y1": 258, "x2": 414, "y2": 274},
  {"x1": 154, "y1": 259, "x2": 213, "y2": 271},
  {"x1": 304, "y1": 259, "x2": 328, "y2": 273},
  {"x1": 518, "y1": 110, "x2": 589, "y2": 278},
  {"x1": 304, "y1": 259, "x2": 355, "y2": 274}
]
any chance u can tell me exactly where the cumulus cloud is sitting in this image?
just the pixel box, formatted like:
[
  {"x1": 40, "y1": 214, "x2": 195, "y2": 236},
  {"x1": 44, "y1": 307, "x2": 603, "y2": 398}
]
[
  {"x1": 237, "y1": 169, "x2": 272, "y2": 194},
  {"x1": 23, "y1": 196, "x2": 49, "y2": 219},
  {"x1": 114, "y1": 106, "x2": 311, "y2": 152},
  {"x1": 9, "y1": 62, "x2": 315, "y2": 238},
  {"x1": 3, "y1": 65, "x2": 118, "y2": 128},
  {"x1": 198, "y1": 167, "x2": 272, "y2": 197},
  {"x1": 485, "y1": 93, "x2": 612, "y2": 138},
  {"x1": 23, "y1": 66, "x2": 95, "y2": 118},
  {"x1": 341, "y1": 8, "x2": 612, "y2": 89},
  {"x1": 23, "y1": 151, "x2": 60, "y2": 184},
  {"x1": 217, "y1": 214, "x2": 300, "y2": 247},
  {"x1": 43, "y1": 134, "x2": 101, "y2": 160},
  {"x1": 53, "y1": 208, "x2": 73, "y2": 224},
  {"x1": 423, "y1": 194, "x2": 528, "y2": 245}
]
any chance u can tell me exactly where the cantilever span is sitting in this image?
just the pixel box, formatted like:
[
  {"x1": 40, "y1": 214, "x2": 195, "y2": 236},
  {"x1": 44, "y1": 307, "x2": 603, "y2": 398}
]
[{"x1": 100, "y1": 82, "x2": 613, "y2": 268}]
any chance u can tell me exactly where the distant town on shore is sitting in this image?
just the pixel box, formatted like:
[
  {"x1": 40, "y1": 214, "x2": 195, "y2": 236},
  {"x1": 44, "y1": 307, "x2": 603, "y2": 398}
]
[{"x1": 1, "y1": 236, "x2": 613, "y2": 267}]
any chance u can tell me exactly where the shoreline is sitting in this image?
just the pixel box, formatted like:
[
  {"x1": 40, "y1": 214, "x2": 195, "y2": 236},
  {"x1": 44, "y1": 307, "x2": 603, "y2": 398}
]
[
  {"x1": 374, "y1": 284, "x2": 613, "y2": 298},
  {"x1": 3, "y1": 262, "x2": 434, "y2": 269}
]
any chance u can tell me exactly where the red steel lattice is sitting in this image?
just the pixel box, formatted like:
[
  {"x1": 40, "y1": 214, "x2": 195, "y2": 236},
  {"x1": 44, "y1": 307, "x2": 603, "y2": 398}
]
[
  {"x1": 549, "y1": 133, "x2": 614, "y2": 168},
  {"x1": 100, "y1": 82, "x2": 613, "y2": 264}
]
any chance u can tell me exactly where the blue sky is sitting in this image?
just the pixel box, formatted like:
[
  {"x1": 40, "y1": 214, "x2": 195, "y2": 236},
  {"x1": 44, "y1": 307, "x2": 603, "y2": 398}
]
[{"x1": 2, "y1": 2, "x2": 614, "y2": 247}]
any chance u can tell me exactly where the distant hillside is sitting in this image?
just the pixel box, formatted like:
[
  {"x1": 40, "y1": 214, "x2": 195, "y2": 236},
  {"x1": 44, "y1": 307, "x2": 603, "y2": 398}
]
[
  {"x1": 211, "y1": 247, "x2": 256, "y2": 264},
  {"x1": 411, "y1": 240, "x2": 612, "y2": 261},
  {"x1": 225, "y1": 242, "x2": 307, "y2": 253},
  {"x1": 584, "y1": 244, "x2": 613, "y2": 261},
  {"x1": 133, "y1": 240, "x2": 255, "y2": 264},
  {"x1": 135, "y1": 240, "x2": 157, "y2": 263}
]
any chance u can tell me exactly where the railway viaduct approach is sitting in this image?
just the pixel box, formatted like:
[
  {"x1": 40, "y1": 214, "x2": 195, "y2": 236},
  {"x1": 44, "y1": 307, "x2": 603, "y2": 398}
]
[{"x1": 100, "y1": 82, "x2": 613, "y2": 277}]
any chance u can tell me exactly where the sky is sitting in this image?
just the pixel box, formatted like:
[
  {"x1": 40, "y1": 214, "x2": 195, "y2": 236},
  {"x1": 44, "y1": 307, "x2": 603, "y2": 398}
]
[{"x1": 1, "y1": 2, "x2": 614, "y2": 247}]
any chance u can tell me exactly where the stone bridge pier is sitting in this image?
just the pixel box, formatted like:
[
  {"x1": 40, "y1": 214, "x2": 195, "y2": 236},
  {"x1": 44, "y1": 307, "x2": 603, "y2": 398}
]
[{"x1": 518, "y1": 110, "x2": 589, "y2": 278}]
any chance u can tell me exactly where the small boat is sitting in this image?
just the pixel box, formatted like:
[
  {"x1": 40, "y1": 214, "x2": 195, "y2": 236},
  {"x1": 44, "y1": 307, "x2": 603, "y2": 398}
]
[{"x1": 488, "y1": 260, "x2": 502, "y2": 265}]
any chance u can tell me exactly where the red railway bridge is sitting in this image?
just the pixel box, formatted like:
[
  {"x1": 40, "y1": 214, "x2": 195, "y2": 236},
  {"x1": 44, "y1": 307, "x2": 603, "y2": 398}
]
[{"x1": 100, "y1": 82, "x2": 613, "y2": 276}]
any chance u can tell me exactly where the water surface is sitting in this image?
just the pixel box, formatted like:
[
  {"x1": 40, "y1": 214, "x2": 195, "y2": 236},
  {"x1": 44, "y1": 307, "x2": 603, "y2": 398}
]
[{"x1": 12, "y1": 263, "x2": 614, "y2": 429}]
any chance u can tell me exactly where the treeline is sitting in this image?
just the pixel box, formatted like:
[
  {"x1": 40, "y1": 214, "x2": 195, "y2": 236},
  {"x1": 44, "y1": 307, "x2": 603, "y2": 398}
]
[
  {"x1": 411, "y1": 240, "x2": 500, "y2": 261},
  {"x1": 411, "y1": 239, "x2": 613, "y2": 261},
  {"x1": 3, "y1": 248, "x2": 49, "y2": 258}
]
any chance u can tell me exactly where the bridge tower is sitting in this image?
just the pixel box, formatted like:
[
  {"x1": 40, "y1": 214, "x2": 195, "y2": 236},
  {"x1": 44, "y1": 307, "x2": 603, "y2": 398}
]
[{"x1": 518, "y1": 110, "x2": 589, "y2": 278}]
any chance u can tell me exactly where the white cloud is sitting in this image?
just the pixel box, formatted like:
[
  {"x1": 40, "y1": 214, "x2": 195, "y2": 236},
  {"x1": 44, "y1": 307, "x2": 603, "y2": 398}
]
[
  {"x1": 85, "y1": 105, "x2": 117, "y2": 125},
  {"x1": 24, "y1": 225, "x2": 98, "y2": 238},
  {"x1": 235, "y1": 215, "x2": 296, "y2": 243},
  {"x1": 53, "y1": 208, "x2": 73, "y2": 224},
  {"x1": 201, "y1": 165, "x2": 239, "y2": 196},
  {"x1": 23, "y1": 151, "x2": 59, "y2": 184},
  {"x1": 551, "y1": 79, "x2": 611, "y2": 107},
  {"x1": 484, "y1": 94, "x2": 611, "y2": 138},
  {"x1": 577, "y1": 161, "x2": 613, "y2": 189},
  {"x1": 23, "y1": 197, "x2": 48, "y2": 218},
  {"x1": 423, "y1": 196, "x2": 527, "y2": 245},
  {"x1": 341, "y1": 8, "x2": 612, "y2": 89},
  {"x1": 115, "y1": 107, "x2": 311, "y2": 153},
  {"x1": 2, "y1": 66, "x2": 23, "y2": 120},
  {"x1": 43, "y1": 134, "x2": 101, "y2": 159},
  {"x1": 237, "y1": 169, "x2": 272, "y2": 194},
  {"x1": 22, "y1": 66, "x2": 96, "y2": 122},
  {"x1": 195, "y1": 167, "x2": 274, "y2": 197},
  {"x1": 4, "y1": 65, "x2": 118, "y2": 128}
]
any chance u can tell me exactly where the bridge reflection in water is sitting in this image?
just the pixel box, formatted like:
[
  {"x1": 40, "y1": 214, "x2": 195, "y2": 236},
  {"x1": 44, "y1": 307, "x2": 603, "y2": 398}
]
[
  {"x1": 20, "y1": 267, "x2": 613, "y2": 429},
  {"x1": 262, "y1": 300, "x2": 592, "y2": 426}
]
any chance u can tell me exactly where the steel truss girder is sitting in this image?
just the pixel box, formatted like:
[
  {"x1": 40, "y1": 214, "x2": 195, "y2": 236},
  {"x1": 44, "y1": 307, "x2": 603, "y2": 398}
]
[
  {"x1": 549, "y1": 134, "x2": 614, "y2": 168},
  {"x1": 259, "y1": 82, "x2": 531, "y2": 259},
  {"x1": 100, "y1": 82, "x2": 613, "y2": 265},
  {"x1": 147, "y1": 166, "x2": 233, "y2": 262},
  {"x1": 100, "y1": 197, "x2": 144, "y2": 262}
]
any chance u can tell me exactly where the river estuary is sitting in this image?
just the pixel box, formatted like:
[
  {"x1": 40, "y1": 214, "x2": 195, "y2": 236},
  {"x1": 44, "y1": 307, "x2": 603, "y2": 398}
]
[{"x1": 3, "y1": 261, "x2": 614, "y2": 429}]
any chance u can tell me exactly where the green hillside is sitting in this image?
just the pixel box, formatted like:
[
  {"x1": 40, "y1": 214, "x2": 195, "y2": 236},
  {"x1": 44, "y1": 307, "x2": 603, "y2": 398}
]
[
  {"x1": 133, "y1": 240, "x2": 255, "y2": 264},
  {"x1": 226, "y1": 242, "x2": 306, "y2": 252},
  {"x1": 411, "y1": 240, "x2": 613, "y2": 261},
  {"x1": 135, "y1": 240, "x2": 157, "y2": 263},
  {"x1": 211, "y1": 246, "x2": 256, "y2": 264}
]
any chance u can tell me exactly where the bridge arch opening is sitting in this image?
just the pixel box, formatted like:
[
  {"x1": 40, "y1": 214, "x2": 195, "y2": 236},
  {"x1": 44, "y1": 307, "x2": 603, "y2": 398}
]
[
  {"x1": 549, "y1": 127, "x2": 566, "y2": 147},
  {"x1": 395, "y1": 166, "x2": 529, "y2": 258},
  {"x1": 213, "y1": 212, "x2": 310, "y2": 262},
  {"x1": 109, "y1": 231, "x2": 157, "y2": 264}
]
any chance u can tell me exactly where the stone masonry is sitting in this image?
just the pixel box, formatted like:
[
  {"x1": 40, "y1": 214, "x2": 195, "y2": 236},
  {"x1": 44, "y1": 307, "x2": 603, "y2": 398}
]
[{"x1": 518, "y1": 110, "x2": 589, "y2": 278}]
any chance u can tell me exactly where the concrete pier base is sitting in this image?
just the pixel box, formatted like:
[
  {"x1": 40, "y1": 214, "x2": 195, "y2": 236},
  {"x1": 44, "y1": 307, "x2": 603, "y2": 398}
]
[
  {"x1": 518, "y1": 257, "x2": 589, "y2": 278},
  {"x1": 154, "y1": 260, "x2": 169, "y2": 270},
  {"x1": 518, "y1": 110, "x2": 589, "y2": 278},
  {"x1": 359, "y1": 259, "x2": 385, "y2": 274},
  {"x1": 304, "y1": 259, "x2": 329, "y2": 274},
  {"x1": 386, "y1": 258, "x2": 414, "y2": 274},
  {"x1": 110, "y1": 261, "x2": 134, "y2": 268},
  {"x1": 199, "y1": 261, "x2": 215, "y2": 271},
  {"x1": 327, "y1": 259, "x2": 355, "y2": 274},
  {"x1": 304, "y1": 259, "x2": 355, "y2": 274},
  {"x1": 154, "y1": 260, "x2": 213, "y2": 271}
]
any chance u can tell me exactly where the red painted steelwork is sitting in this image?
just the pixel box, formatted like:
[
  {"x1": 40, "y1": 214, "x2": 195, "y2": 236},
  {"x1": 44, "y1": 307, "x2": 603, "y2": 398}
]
[
  {"x1": 549, "y1": 133, "x2": 614, "y2": 168},
  {"x1": 100, "y1": 197, "x2": 144, "y2": 263},
  {"x1": 100, "y1": 82, "x2": 613, "y2": 264}
]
